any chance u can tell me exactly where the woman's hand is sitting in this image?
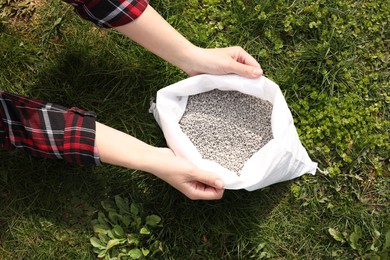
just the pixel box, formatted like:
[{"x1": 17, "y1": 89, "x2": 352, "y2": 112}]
[
  {"x1": 115, "y1": 5, "x2": 262, "y2": 79},
  {"x1": 96, "y1": 122, "x2": 224, "y2": 200},
  {"x1": 180, "y1": 46, "x2": 263, "y2": 79},
  {"x1": 146, "y1": 148, "x2": 225, "y2": 200}
]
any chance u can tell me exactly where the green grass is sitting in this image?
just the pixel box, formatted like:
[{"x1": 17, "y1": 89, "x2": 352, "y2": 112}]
[{"x1": 1, "y1": 0, "x2": 389, "y2": 259}]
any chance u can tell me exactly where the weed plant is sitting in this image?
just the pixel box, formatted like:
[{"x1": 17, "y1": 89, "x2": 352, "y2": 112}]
[{"x1": 0, "y1": 0, "x2": 389, "y2": 259}]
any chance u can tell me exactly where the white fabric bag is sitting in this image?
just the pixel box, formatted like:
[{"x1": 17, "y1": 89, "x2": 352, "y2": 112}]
[{"x1": 149, "y1": 74, "x2": 317, "y2": 191}]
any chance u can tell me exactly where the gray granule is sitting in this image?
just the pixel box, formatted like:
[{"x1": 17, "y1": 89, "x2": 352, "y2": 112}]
[{"x1": 179, "y1": 89, "x2": 273, "y2": 175}]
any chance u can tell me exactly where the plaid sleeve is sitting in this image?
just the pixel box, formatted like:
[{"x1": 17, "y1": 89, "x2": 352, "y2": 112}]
[
  {"x1": 0, "y1": 91, "x2": 101, "y2": 166},
  {"x1": 63, "y1": 0, "x2": 148, "y2": 28}
]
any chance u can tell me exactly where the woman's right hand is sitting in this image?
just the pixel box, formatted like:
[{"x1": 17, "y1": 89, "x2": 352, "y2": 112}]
[
  {"x1": 145, "y1": 148, "x2": 225, "y2": 200},
  {"x1": 96, "y1": 122, "x2": 224, "y2": 200}
]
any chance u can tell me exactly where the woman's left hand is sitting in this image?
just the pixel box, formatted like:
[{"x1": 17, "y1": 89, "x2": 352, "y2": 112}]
[
  {"x1": 116, "y1": 5, "x2": 262, "y2": 79},
  {"x1": 180, "y1": 46, "x2": 263, "y2": 79}
]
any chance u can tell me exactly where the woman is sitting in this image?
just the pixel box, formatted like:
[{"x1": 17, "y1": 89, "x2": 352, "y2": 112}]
[{"x1": 0, "y1": 0, "x2": 263, "y2": 200}]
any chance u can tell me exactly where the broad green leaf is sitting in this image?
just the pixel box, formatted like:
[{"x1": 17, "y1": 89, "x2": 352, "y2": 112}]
[
  {"x1": 259, "y1": 251, "x2": 271, "y2": 259},
  {"x1": 329, "y1": 228, "x2": 345, "y2": 243},
  {"x1": 117, "y1": 252, "x2": 127, "y2": 258},
  {"x1": 141, "y1": 247, "x2": 150, "y2": 256},
  {"x1": 354, "y1": 225, "x2": 363, "y2": 237},
  {"x1": 91, "y1": 219, "x2": 99, "y2": 226},
  {"x1": 134, "y1": 216, "x2": 142, "y2": 229},
  {"x1": 101, "y1": 200, "x2": 115, "y2": 211},
  {"x1": 92, "y1": 247, "x2": 102, "y2": 254},
  {"x1": 140, "y1": 227, "x2": 151, "y2": 235},
  {"x1": 98, "y1": 212, "x2": 110, "y2": 228},
  {"x1": 90, "y1": 237, "x2": 106, "y2": 250},
  {"x1": 385, "y1": 230, "x2": 390, "y2": 249},
  {"x1": 115, "y1": 195, "x2": 130, "y2": 214},
  {"x1": 349, "y1": 232, "x2": 360, "y2": 250},
  {"x1": 145, "y1": 215, "x2": 161, "y2": 227},
  {"x1": 349, "y1": 225, "x2": 362, "y2": 250},
  {"x1": 107, "y1": 230, "x2": 115, "y2": 239},
  {"x1": 108, "y1": 211, "x2": 122, "y2": 225},
  {"x1": 106, "y1": 239, "x2": 122, "y2": 250},
  {"x1": 331, "y1": 250, "x2": 343, "y2": 257},
  {"x1": 373, "y1": 229, "x2": 381, "y2": 239},
  {"x1": 53, "y1": 17, "x2": 62, "y2": 27},
  {"x1": 127, "y1": 234, "x2": 140, "y2": 246},
  {"x1": 290, "y1": 184, "x2": 301, "y2": 198},
  {"x1": 97, "y1": 249, "x2": 107, "y2": 258},
  {"x1": 256, "y1": 242, "x2": 266, "y2": 252},
  {"x1": 128, "y1": 248, "x2": 142, "y2": 259},
  {"x1": 122, "y1": 215, "x2": 131, "y2": 227},
  {"x1": 113, "y1": 225, "x2": 125, "y2": 238},
  {"x1": 370, "y1": 229, "x2": 381, "y2": 252},
  {"x1": 130, "y1": 203, "x2": 140, "y2": 216},
  {"x1": 150, "y1": 240, "x2": 162, "y2": 252},
  {"x1": 98, "y1": 233, "x2": 110, "y2": 244},
  {"x1": 93, "y1": 224, "x2": 110, "y2": 235},
  {"x1": 111, "y1": 248, "x2": 120, "y2": 258}
]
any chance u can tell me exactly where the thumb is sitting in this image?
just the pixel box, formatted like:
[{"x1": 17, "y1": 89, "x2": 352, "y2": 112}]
[
  {"x1": 198, "y1": 170, "x2": 225, "y2": 189},
  {"x1": 228, "y1": 62, "x2": 263, "y2": 79}
]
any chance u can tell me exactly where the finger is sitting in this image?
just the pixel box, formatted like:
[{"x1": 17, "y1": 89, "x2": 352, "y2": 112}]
[
  {"x1": 198, "y1": 170, "x2": 225, "y2": 189},
  {"x1": 227, "y1": 61, "x2": 263, "y2": 79},
  {"x1": 186, "y1": 181, "x2": 225, "y2": 200},
  {"x1": 226, "y1": 47, "x2": 263, "y2": 78},
  {"x1": 233, "y1": 46, "x2": 261, "y2": 68}
]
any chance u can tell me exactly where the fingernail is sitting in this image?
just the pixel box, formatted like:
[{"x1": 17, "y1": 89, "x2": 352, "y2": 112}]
[
  {"x1": 215, "y1": 179, "x2": 224, "y2": 189},
  {"x1": 253, "y1": 68, "x2": 263, "y2": 77}
]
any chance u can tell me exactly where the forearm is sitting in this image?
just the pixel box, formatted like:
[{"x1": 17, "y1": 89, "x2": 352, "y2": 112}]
[
  {"x1": 95, "y1": 122, "x2": 224, "y2": 200},
  {"x1": 114, "y1": 5, "x2": 196, "y2": 71},
  {"x1": 114, "y1": 5, "x2": 262, "y2": 78},
  {"x1": 95, "y1": 122, "x2": 162, "y2": 173},
  {"x1": 64, "y1": 0, "x2": 262, "y2": 78}
]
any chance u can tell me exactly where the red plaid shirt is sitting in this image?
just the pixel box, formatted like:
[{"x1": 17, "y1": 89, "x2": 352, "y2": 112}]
[
  {"x1": 1, "y1": 1, "x2": 148, "y2": 165},
  {"x1": 0, "y1": 91, "x2": 100, "y2": 166},
  {"x1": 63, "y1": 0, "x2": 148, "y2": 28}
]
